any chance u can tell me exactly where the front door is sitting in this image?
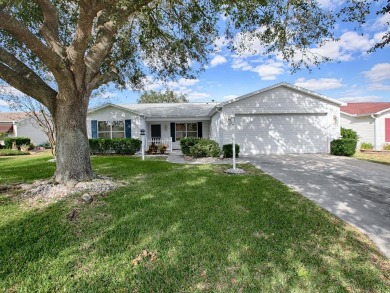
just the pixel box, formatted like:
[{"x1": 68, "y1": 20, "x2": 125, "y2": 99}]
[{"x1": 151, "y1": 124, "x2": 161, "y2": 138}]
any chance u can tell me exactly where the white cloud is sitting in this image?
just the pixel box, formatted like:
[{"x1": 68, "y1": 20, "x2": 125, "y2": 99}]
[
  {"x1": 167, "y1": 78, "x2": 199, "y2": 88},
  {"x1": 0, "y1": 99, "x2": 10, "y2": 106},
  {"x1": 317, "y1": 0, "x2": 344, "y2": 10},
  {"x1": 210, "y1": 55, "x2": 227, "y2": 67},
  {"x1": 294, "y1": 78, "x2": 343, "y2": 90},
  {"x1": 232, "y1": 58, "x2": 284, "y2": 80},
  {"x1": 368, "y1": 83, "x2": 390, "y2": 91},
  {"x1": 0, "y1": 84, "x2": 25, "y2": 97},
  {"x1": 213, "y1": 36, "x2": 228, "y2": 52},
  {"x1": 185, "y1": 91, "x2": 211, "y2": 101},
  {"x1": 363, "y1": 63, "x2": 390, "y2": 82},
  {"x1": 373, "y1": 13, "x2": 390, "y2": 29},
  {"x1": 338, "y1": 95, "x2": 383, "y2": 103}
]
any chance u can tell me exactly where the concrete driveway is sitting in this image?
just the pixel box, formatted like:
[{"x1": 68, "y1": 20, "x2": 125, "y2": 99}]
[{"x1": 248, "y1": 154, "x2": 390, "y2": 259}]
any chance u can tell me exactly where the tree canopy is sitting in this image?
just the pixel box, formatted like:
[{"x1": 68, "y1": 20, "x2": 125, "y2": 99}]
[
  {"x1": 0, "y1": 0, "x2": 387, "y2": 183},
  {"x1": 137, "y1": 90, "x2": 189, "y2": 103}
]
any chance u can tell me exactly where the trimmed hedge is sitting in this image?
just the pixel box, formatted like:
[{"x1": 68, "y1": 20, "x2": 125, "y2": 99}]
[
  {"x1": 89, "y1": 138, "x2": 142, "y2": 155},
  {"x1": 330, "y1": 139, "x2": 357, "y2": 156},
  {"x1": 189, "y1": 139, "x2": 221, "y2": 158},
  {"x1": 180, "y1": 137, "x2": 201, "y2": 156},
  {"x1": 341, "y1": 127, "x2": 358, "y2": 140},
  {"x1": 222, "y1": 143, "x2": 240, "y2": 158},
  {"x1": 4, "y1": 137, "x2": 31, "y2": 149},
  {"x1": 0, "y1": 149, "x2": 30, "y2": 156}
]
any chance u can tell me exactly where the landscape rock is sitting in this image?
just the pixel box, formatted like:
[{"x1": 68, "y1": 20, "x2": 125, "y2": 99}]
[
  {"x1": 225, "y1": 168, "x2": 246, "y2": 174},
  {"x1": 81, "y1": 193, "x2": 93, "y2": 203}
]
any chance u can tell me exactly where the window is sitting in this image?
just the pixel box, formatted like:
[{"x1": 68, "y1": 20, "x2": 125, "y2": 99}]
[
  {"x1": 98, "y1": 121, "x2": 125, "y2": 138},
  {"x1": 176, "y1": 123, "x2": 198, "y2": 140}
]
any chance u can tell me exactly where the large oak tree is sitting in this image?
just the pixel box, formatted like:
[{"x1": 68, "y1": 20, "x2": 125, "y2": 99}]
[{"x1": 0, "y1": 0, "x2": 385, "y2": 183}]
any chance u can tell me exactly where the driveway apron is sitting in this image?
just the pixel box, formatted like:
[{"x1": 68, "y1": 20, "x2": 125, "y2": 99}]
[{"x1": 248, "y1": 154, "x2": 390, "y2": 259}]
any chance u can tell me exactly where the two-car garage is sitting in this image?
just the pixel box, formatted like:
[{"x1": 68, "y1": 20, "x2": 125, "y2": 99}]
[
  {"x1": 234, "y1": 113, "x2": 329, "y2": 155},
  {"x1": 210, "y1": 83, "x2": 344, "y2": 156}
]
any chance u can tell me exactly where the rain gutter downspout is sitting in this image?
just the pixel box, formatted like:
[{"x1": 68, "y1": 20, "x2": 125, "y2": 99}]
[{"x1": 371, "y1": 114, "x2": 378, "y2": 150}]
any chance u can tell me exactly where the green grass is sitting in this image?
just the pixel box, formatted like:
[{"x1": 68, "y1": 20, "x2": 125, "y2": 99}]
[
  {"x1": 0, "y1": 153, "x2": 389, "y2": 292},
  {"x1": 354, "y1": 151, "x2": 390, "y2": 166}
]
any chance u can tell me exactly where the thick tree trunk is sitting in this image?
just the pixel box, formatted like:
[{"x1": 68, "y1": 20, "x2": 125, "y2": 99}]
[{"x1": 52, "y1": 90, "x2": 93, "y2": 184}]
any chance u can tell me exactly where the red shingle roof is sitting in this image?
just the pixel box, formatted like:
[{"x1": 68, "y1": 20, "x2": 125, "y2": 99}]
[
  {"x1": 341, "y1": 103, "x2": 390, "y2": 115},
  {"x1": 0, "y1": 112, "x2": 29, "y2": 121}
]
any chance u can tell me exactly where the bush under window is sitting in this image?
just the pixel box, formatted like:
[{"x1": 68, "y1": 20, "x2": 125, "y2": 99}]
[
  {"x1": 180, "y1": 137, "x2": 201, "y2": 156},
  {"x1": 4, "y1": 137, "x2": 31, "y2": 149},
  {"x1": 89, "y1": 138, "x2": 141, "y2": 155},
  {"x1": 189, "y1": 139, "x2": 220, "y2": 158}
]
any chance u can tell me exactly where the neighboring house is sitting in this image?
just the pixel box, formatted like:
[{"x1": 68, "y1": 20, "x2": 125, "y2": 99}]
[
  {"x1": 88, "y1": 82, "x2": 344, "y2": 155},
  {"x1": 340, "y1": 103, "x2": 390, "y2": 150},
  {"x1": 0, "y1": 112, "x2": 47, "y2": 145}
]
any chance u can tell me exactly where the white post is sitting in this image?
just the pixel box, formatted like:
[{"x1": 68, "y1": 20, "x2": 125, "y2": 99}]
[
  {"x1": 231, "y1": 115, "x2": 236, "y2": 170},
  {"x1": 140, "y1": 129, "x2": 145, "y2": 160},
  {"x1": 142, "y1": 136, "x2": 145, "y2": 160}
]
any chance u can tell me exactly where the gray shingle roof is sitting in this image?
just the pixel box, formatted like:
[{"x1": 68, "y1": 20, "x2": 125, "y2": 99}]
[
  {"x1": 0, "y1": 112, "x2": 29, "y2": 122},
  {"x1": 120, "y1": 103, "x2": 217, "y2": 118}
]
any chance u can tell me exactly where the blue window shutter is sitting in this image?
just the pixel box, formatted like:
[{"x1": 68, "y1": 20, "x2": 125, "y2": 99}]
[
  {"x1": 170, "y1": 123, "x2": 176, "y2": 142},
  {"x1": 125, "y1": 119, "x2": 132, "y2": 138},
  {"x1": 198, "y1": 122, "x2": 203, "y2": 138},
  {"x1": 91, "y1": 120, "x2": 97, "y2": 138}
]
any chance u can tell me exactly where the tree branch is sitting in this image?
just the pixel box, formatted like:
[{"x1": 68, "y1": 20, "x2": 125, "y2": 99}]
[
  {"x1": 34, "y1": 0, "x2": 64, "y2": 57},
  {"x1": 0, "y1": 10, "x2": 65, "y2": 79},
  {"x1": 88, "y1": 70, "x2": 119, "y2": 91},
  {"x1": 0, "y1": 49, "x2": 57, "y2": 111}
]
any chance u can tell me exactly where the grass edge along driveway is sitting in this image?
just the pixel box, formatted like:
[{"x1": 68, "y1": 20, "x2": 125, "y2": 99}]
[{"x1": 0, "y1": 153, "x2": 389, "y2": 292}]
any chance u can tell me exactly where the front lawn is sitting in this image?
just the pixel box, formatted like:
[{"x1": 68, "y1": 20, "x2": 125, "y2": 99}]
[
  {"x1": 354, "y1": 150, "x2": 390, "y2": 166},
  {"x1": 0, "y1": 154, "x2": 389, "y2": 291}
]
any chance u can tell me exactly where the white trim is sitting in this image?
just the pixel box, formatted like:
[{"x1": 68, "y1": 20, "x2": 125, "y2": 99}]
[
  {"x1": 217, "y1": 82, "x2": 345, "y2": 108},
  {"x1": 88, "y1": 103, "x2": 142, "y2": 116},
  {"x1": 341, "y1": 108, "x2": 390, "y2": 117},
  {"x1": 145, "y1": 117, "x2": 211, "y2": 122}
]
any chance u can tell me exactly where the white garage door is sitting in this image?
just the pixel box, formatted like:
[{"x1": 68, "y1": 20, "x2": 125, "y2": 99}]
[{"x1": 236, "y1": 114, "x2": 329, "y2": 155}]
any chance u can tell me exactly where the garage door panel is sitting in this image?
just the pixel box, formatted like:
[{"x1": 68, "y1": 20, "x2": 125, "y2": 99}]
[{"x1": 236, "y1": 115, "x2": 328, "y2": 155}]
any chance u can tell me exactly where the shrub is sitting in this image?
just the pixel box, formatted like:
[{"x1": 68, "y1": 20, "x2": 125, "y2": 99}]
[
  {"x1": 383, "y1": 144, "x2": 390, "y2": 151},
  {"x1": 189, "y1": 139, "x2": 220, "y2": 158},
  {"x1": 180, "y1": 137, "x2": 200, "y2": 156},
  {"x1": 0, "y1": 149, "x2": 29, "y2": 156},
  {"x1": 4, "y1": 137, "x2": 31, "y2": 149},
  {"x1": 330, "y1": 139, "x2": 357, "y2": 156},
  {"x1": 341, "y1": 127, "x2": 358, "y2": 140},
  {"x1": 222, "y1": 143, "x2": 240, "y2": 158},
  {"x1": 89, "y1": 138, "x2": 142, "y2": 155},
  {"x1": 360, "y1": 142, "x2": 373, "y2": 150}
]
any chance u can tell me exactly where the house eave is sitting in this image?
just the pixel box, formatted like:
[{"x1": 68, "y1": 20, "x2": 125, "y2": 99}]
[{"x1": 219, "y1": 82, "x2": 345, "y2": 107}]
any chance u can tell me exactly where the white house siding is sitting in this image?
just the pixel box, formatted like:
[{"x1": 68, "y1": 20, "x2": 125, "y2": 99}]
[
  {"x1": 340, "y1": 114, "x2": 375, "y2": 148},
  {"x1": 376, "y1": 111, "x2": 390, "y2": 148},
  {"x1": 16, "y1": 118, "x2": 48, "y2": 145},
  {"x1": 87, "y1": 106, "x2": 141, "y2": 138},
  {"x1": 215, "y1": 86, "x2": 340, "y2": 155}
]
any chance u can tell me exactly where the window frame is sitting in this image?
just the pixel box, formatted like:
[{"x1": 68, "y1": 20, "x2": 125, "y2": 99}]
[
  {"x1": 175, "y1": 122, "x2": 198, "y2": 141},
  {"x1": 97, "y1": 120, "x2": 125, "y2": 139}
]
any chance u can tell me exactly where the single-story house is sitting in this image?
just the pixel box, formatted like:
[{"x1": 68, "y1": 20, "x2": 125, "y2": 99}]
[
  {"x1": 88, "y1": 82, "x2": 344, "y2": 155},
  {"x1": 0, "y1": 112, "x2": 48, "y2": 145},
  {"x1": 340, "y1": 103, "x2": 390, "y2": 150}
]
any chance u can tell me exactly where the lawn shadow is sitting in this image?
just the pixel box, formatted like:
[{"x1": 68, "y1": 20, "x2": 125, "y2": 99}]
[{"x1": 0, "y1": 159, "x2": 389, "y2": 291}]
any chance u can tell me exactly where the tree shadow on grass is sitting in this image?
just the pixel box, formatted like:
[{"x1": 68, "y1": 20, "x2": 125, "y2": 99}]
[{"x1": 0, "y1": 163, "x2": 389, "y2": 292}]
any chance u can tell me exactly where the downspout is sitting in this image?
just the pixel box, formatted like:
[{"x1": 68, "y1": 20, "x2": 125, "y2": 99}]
[
  {"x1": 13, "y1": 121, "x2": 17, "y2": 137},
  {"x1": 371, "y1": 114, "x2": 378, "y2": 150}
]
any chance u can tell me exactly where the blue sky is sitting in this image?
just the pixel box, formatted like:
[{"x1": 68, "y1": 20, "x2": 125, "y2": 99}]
[
  {"x1": 0, "y1": 1, "x2": 389, "y2": 111},
  {"x1": 90, "y1": 2, "x2": 389, "y2": 107}
]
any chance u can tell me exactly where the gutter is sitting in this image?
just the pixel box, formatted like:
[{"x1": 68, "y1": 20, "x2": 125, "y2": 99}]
[{"x1": 371, "y1": 114, "x2": 379, "y2": 150}]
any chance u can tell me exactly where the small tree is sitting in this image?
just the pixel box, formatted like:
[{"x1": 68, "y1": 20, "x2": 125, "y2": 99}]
[
  {"x1": 137, "y1": 90, "x2": 189, "y2": 103},
  {"x1": 6, "y1": 95, "x2": 56, "y2": 157}
]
